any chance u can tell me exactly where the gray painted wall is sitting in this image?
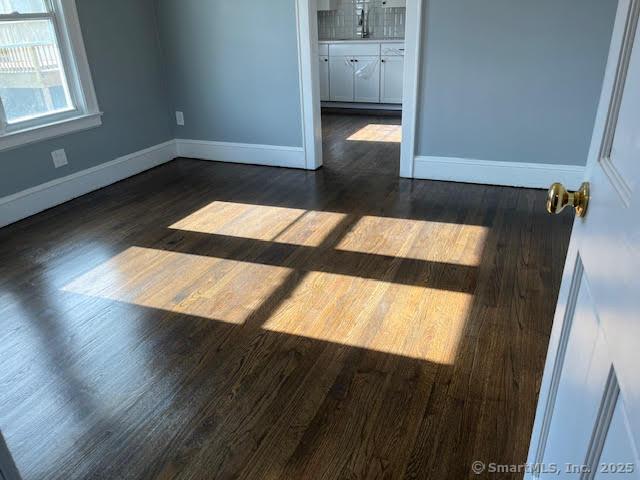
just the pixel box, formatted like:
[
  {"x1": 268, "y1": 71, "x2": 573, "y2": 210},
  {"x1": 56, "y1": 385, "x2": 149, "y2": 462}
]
[
  {"x1": 156, "y1": 0, "x2": 303, "y2": 148},
  {"x1": 1, "y1": 0, "x2": 618, "y2": 200},
  {"x1": 0, "y1": 0, "x2": 173, "y2": 198},
  {"x1": 416, "y1": 0, "x2": 617, "y2": 166}
]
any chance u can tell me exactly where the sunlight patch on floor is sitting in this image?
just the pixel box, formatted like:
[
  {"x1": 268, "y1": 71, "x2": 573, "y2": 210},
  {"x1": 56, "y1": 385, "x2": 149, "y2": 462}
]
[
  {"x1": 347, "y1": 124, "x2": 402, "y2": 143},
  {"x1": 336, "y1": 215, "x2": 489, "y2": 266},
  {"x1": 170, "y1": 201, "x2": 347, "y2": 247},
  {"x1": 62, "y1": 209, "x2": 483, "y2": 362},
  {"x1": 263, "y1": 270, "x2": 473, "y2": 365},
  {"x1": 62, "y1": 247, "x2": 293, "y2": 324}
]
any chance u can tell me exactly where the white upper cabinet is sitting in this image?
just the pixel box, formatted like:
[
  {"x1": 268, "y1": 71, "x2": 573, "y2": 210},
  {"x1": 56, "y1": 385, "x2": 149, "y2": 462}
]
[
  {"x1": 353, "y1": 56, "x2": 380, "y2": 103},
  {"x1": 317, "y1": 0, "x2": 338, "y2": 11},
  {"x1": 319, "y1": 56, "x2": 330, "y2": 102},
  {"x1": 380, "y1": 56, "x2": 404, "y2": 104}
]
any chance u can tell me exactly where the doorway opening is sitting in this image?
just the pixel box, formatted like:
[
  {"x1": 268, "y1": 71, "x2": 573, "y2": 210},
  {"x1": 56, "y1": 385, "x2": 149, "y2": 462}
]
[
  {"x1": 296, "y1": 0, "x2": 422, "y2": 178},
  {"x1": 321, "y1": 113, "x2": 402, "y2": 177}
]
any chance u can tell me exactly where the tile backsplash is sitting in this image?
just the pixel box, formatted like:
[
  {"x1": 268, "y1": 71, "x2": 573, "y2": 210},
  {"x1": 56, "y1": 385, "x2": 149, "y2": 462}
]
[{"x1": 318, "y1": 0, "x2": 405, "y2": 41}]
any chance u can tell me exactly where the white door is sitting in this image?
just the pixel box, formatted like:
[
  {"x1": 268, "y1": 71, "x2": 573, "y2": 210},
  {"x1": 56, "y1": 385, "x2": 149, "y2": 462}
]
[
  {"x1": 319, "y1": 56, "x2": 330, "y2": 102},
  {"x1": 380, "y1": 55, "x2": 404, "y2": 104},
  {"x1": 329, "y1": 56, "x2": 354, "y2": 102},
  {"x1": 353, "y1": 56, "x2": 380, "y2": 103},
  {"x1": 527, "y1": 2, "x2": 640, "y2": 479}
]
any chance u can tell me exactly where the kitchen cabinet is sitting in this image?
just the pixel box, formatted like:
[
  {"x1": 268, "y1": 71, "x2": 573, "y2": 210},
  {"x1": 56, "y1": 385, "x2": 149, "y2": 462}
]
[
  {"x1": 329, "y1": 57, "x2": 354, "y2": 102},
  {"x1": 329, "y1": 43, "x2": 380, "y2": 57},
  {"x1": 380, "y1": 55, "x2": 403, "y2": 104},
  {"x1": 319, "y1": 56, "x2": 330, "y2": 101},
  {"x1": 380, "y1": 0, "x2": 406, "y2": 7},
  {"x1": 353, "y1": 56, "x2": 380, "y2": 103},
  {"x1": 319, "y1": 41, "x2": 404, "y2": 105},
  {"x1": 317, "y1": 0, "x2": 338, "y2": 11}
]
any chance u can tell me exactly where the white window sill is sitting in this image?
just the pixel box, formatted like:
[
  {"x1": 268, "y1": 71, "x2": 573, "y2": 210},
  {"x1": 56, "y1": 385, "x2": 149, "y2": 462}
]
[{"x1": 0, "y1": 112, "x2": 103, "y2": 153}]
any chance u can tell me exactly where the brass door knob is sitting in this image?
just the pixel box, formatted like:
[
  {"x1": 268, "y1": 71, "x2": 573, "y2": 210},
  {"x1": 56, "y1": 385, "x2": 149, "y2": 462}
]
[{"x1": 546, "y1": 182, "x2": 589, "y2": 217}]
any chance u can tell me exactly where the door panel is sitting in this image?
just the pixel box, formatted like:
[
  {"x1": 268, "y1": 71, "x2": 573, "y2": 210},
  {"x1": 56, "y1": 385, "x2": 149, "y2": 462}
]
[
  {"x1": 527, "y1": 1, "x2": 640, "y2": 478},
  {"x1": 604, "y1": 9, "x2": 640, "y2": 196},
  {"x1": 353, "y1": 56, "x2": 380, "y2": 103},
  {"x1": 539, "y1": 267, "x2": 612, "y2": 478},
  {"x1": 319, "y1": 56, "x2": 330, "y2": 102},
  {"x1": 329, "y1": 57, "x2": 353, "y2": 102},
  {"x1": 594, "y1": 399, "x2": 640, "y2": 480}
]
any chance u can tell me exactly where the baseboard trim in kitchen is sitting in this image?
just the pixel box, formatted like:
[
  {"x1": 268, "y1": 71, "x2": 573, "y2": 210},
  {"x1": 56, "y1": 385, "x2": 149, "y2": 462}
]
[
  {"x1": 321, "y1": 102, "x2": 403, "y2": 112},
  {"x1": 0, "y1": 140, "x2": 177, "y2": 228},
  {"x1": 321, "y1": 106, "x2": 403, "y2": 116},
  {"x1": 175, "y1": 139, "x2": 307, "y2": 170},
  {"x1": 413, "y1": 156, "x2": 585, "y2": 190}
]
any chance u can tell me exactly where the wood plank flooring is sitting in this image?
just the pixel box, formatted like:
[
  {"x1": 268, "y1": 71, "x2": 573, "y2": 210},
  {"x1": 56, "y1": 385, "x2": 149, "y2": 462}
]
[{"x1": 0, "y1": 113, "x2": 573, "y2": 479}]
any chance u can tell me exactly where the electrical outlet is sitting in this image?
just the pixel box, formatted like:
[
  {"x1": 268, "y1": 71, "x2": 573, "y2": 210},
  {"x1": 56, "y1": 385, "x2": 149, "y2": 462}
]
[
  {"x1": 176, "y1": 111, "x2": 185, "y2": 126},
  {"x1": 51, "y1": 149, "x2": 68, "y2": 169}
]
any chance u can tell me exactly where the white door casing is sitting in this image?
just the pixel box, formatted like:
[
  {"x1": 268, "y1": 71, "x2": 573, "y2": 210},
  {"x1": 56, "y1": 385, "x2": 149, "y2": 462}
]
[
  {"x1": 295, "y1": 0, "x2": 423, "y2": 176},
  {"x1": 526, "y1": 1, "x2": 640, "y2": 479},
  {"x1": 295, "y1": 0, "x2": 323, "y2": 170}
]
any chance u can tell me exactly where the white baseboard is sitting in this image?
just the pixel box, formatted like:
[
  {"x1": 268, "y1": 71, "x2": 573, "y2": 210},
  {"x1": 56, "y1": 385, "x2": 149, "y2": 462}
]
[
  {"x1": 321, "y1": 101, "x2": 403, "y2": 111},
  {"x1": 413, "y1": 156, "x2": 585, "y2": 190},
  {"x1": 0, "y1": 138, "x2": 305, "y2": 229},
  {"x1": 176, "y1": 139, "x2": 306, "y2": 169},
  {"x1": 0, "y1": 140, "x2": 177, "y2": 228},
  {"x1": 1, "y1": 142, "x2": 587, "y2": 228}
]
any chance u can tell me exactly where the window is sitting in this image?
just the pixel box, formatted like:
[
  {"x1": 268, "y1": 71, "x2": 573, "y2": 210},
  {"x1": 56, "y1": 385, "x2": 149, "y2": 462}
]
[{"x1": 0, "y1": 0, "x2": 100, "y2": 151}]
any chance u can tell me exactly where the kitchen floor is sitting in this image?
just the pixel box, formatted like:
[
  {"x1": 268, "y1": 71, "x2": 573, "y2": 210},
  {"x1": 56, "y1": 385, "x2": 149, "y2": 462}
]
[
  {"x1": 0, "y1": 116, "x2": 572, "y2": 479},
  {"x1": 321, "y1": 112, "x2": 402, "y2": 176}
]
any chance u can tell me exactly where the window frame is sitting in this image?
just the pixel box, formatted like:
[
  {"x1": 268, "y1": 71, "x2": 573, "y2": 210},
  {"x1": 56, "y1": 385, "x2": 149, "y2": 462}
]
[{"x1": 0, "y1": 0, "x2": 101, "y2": 152}]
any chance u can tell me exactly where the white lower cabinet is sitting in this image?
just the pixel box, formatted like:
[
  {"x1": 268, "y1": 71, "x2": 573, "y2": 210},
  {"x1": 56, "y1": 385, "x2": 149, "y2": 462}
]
[
  {"x1": 320, "y1": 42, "x2": 404, "y2": 105},
  {"x1": 380, "y1": 55, "x2": 404, "y2": 104},
  {"x1": 319, "y1": 56, "x2": 330, "y2": 101},
  {"x1": 353, "y1": 56, "x2": 380, "y2": 103},
  {"x1": 329, "y1": 57, "x2": 354, "y2": 102},
  {"x1": 380, "y1": 0, "x2": 406, "y2": 7}
]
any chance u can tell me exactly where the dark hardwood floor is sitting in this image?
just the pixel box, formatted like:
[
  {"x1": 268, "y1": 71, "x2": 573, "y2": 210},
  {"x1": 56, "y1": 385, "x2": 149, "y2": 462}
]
[{"x1": 0, "y1": 113, "x2": 573, "y2": 479}]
